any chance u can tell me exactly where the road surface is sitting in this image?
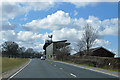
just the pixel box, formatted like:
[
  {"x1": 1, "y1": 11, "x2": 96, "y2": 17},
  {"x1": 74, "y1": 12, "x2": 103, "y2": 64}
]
[{"x1": 9, "y1": 59, "x2": 118, "y2": 79}]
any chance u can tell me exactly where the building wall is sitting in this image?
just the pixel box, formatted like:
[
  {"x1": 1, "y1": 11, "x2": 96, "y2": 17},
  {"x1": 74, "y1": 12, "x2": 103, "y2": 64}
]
[
  {"x1": 45, "y1": 42, "x2": 70, "y2": 59},
  {"x1": 46, "y1": 43, "x2": 54, "y2": 59}
]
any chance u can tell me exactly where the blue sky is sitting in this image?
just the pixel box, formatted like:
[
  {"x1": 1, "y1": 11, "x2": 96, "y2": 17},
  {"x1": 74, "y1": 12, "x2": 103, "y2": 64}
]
[{"x1": 1, "y1": 2, "x2": 119, "y2": 57}]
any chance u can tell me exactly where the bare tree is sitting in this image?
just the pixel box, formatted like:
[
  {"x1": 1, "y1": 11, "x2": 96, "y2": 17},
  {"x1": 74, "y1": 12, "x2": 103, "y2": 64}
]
[
  {"x1": 56, "y1": 46, "x2": 71, "y2": 61},
  {"x1": 76, "y1": 39, "x2": 85, "y2": 52},
  {"x1": 82, "y1": 24, "x2": 99, "y2": 55},
  {"x1": 73, "y1": 39, "x2": 85, "y2": 56},
  {"x1": 74, "y1": 39, "x2": 86, "y2": 56}
]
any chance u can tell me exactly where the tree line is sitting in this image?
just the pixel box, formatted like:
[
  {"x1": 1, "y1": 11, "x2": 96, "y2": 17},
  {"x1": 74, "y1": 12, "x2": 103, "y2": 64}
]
[{"x1": 1, "y1": 41, "x2": 42, "y2": 58}]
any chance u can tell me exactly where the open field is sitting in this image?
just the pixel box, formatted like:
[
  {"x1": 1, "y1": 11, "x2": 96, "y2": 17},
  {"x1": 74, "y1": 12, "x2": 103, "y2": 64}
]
[{"x1": 2, "y1": 57, "x2": 29, "y2": 73}]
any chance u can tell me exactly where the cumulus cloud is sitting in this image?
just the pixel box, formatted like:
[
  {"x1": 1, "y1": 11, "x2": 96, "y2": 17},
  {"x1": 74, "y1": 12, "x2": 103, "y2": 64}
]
[
  {"x1": 1, "y1": 2, "x2": 25, "y2": 30},
  {"x1": 1, "y1": 3, "x2": 118, "y2": 53},
  {"x1": 1, "y1": 2, "x2": 55, "y2": 50},
  {"x1": 1, "y1": 2, "x2": 55, "y2": 31},
  {"x1": 17, "y1": 31, "x2": 34, "y2": 41},
  {"x1": 99, "y1": 18, "x2": 118, "y2": 36},
  {"x1": 23, "y1": 10, "x2": 118, "y2": 36},
  {"x1": 0, "y1": 30, "x2": 44, "y2": 51},
  {"x1": 2, "y1": 2, "x2": 54, "y2": 20},
  {"x1": 16, "y1": 31, "x2": 43, "y2": 48},
  {"x1": 21, "y1": 10, "x2": 118, "y2": 52},
  {"x1": 52, "y1": 28, "x2": 83, "y2": 42},
  {"x1": 23, "y1": 10, "x2": 71, "y2": 31},
  {"x1": 2, "y1": 2, "x2": 25, "y2": 21}
]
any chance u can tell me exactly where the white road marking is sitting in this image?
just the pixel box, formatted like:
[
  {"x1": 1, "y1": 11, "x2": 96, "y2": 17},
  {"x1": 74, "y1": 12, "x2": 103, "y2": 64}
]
[
  {"x1": 7, "y1": 59, "x2": 32, "y2": 80},
  {"x1": 54, "y1": 65, "x2": 56, "y2": 66},
  {"x1": 52, "y1": 60, "x2": 119, "y2": 77},
  {"x1": 73, "y1": 65, "x2": 118, "y2": 77},
  {"x1": 70, "y1": 73, "x2": 77, "y2": 77},
  {"x1": 60, "y1": 68, "x2": 63, "y2": 70}
]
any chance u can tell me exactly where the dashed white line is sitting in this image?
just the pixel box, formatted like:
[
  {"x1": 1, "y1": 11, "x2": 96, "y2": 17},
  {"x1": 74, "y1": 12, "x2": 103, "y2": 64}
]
[
  {"x1": 60, "y1": 68, "x2": 63, "y2": 70},
  {"x1": 70, "y1": 73, "x2": 77, "y2": 77},
  {"x1": 7, "y1": 59, "x2": 32, "y2": 80},
  {"x1": 52, "y1": 60, "x2": 119, "y2": 77}
]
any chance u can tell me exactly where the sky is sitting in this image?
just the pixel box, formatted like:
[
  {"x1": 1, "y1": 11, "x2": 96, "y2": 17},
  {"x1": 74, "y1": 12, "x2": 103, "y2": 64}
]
[{"x1": 0, "y1": 1, "x2": 119, "y2": 57}]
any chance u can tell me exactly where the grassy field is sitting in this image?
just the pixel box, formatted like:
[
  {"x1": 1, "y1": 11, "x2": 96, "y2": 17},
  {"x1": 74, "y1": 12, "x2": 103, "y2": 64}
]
[{"x1": 2, "y1": 57, "x2": 29, "y2": 73}]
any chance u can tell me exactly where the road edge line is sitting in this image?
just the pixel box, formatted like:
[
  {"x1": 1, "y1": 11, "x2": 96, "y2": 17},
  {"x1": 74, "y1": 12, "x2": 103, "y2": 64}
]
[
  {"x1": 70, "y1": 73, "x2": 77, "y2": 77},
  {"x1": 7, "y1": 59, "x2": 32, "y2": 80},
  {"x1": 51, "y1": 60, "x2": 119, "y2": 78}
]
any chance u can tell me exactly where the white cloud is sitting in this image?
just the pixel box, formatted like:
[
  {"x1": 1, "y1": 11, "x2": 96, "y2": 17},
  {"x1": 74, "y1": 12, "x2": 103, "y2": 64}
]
[
  {"x1": 1, "y1": 2, "x2": 25, "y2": 30},
  {"x1": 23, "y1": 2, "x2": 54, "y2": 12},
  {"x1": 1, "y1": 3, "x2": 118, "y2": 53},
  {"x1": 99, "y1": 18, "x2": 118, "y2": 36},
  {"x1": 23, "y1": 10, "x2": 71, "y2": 31},
  {"x1": 73, "y1": 16, "x2": 118, "y2": 36},
  {"x1": 2, "y1": 2, "x2": 25, "y2": 21},
  {"x1": 20, "y1": 10, "x2": 118, "y2": 53},
  {"x1": 73, "y1": 18, "x2": 87, "y2": 30},
  {"x1": 17, "y1": 31, "x2": 44, "y2": 51},
  {"x1": 23, "y1": 10, "x2": 118, "y2": 36},
  {"x1": 94, "y1": 39, "x2": 111, "y2": 47},
  {"x1": 0, "y1": 30, "x2": 44, "y2": 51},
  {"x1": 1, "y1": 2, "x2": 55, "y2": 31},
  {"x1": 52, "y1": 27, "x2": 83, "y2": 42},
  {"x1": 1, "y1": 30, "x2": 16, "y2": 41},
  {"x1": 17, "y1": 31, "x2": 34, "y2": 41},
  {"x1": 2, "y1": 2, "x2": 54, "y2": 20}
]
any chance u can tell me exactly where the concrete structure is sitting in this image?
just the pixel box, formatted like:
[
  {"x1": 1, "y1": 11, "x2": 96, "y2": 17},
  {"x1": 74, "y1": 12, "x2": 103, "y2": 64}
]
[{"x1": 45, "y1": 40, "x2": 70, "y2": 59}]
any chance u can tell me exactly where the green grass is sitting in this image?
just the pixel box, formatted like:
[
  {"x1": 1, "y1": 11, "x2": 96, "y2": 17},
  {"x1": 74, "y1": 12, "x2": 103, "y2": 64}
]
[
  {"x1": 2, "y1": 57, "x2": 29, "y2": 73},
  {"x1": 47, "y1": 59, "x2": 120, "y2": 73}
]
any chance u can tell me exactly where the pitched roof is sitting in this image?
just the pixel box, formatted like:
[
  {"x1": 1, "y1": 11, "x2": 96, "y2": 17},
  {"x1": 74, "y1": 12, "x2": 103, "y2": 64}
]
[
  {"x1": 90, "y1": 47, "x2": 115, "y2": 55},
  {"x1": 75, "y1": 46, "x2": 115, "y2": 55}
]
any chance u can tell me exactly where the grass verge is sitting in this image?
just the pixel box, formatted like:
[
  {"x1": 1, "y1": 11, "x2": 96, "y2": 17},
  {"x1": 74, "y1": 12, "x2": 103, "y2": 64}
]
[
  {"x1": 47, "y1": 59, "x2": 120, "y2": 73},
  {"x1": 2, "y1": 57, "x2": 29, "y2": 73}
]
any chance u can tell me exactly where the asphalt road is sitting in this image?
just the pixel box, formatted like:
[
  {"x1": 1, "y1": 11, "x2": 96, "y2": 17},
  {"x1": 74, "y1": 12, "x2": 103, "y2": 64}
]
[{"x1": 10, "y1": 59, "x2": 118, "y2": 79}]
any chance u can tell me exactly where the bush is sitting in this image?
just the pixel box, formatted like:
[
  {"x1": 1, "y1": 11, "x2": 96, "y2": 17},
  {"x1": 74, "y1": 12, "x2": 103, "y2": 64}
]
[{"x1": 62, "y1": 56, "x2": 120, "y2": 71}]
